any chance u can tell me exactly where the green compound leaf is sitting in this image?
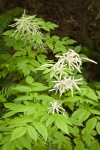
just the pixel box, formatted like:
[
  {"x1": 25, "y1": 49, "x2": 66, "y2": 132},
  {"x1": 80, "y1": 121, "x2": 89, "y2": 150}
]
[
  {"x1": 14, "y1": 95, "x2": 33, "y2": 101},
  {"x1": 32, "y1": 82, "x2": 48, "y2": 91},
  {"x1": 55, "y1": 114, "x2": 72, "y2": 125},
  {"x1": 46, "y1": 42, "x2": 53, "y2": 50},
  {"x1": 81, "y1": 87, "x2": 98, "y2": 101},
  {"x1": 3, "y1": 142, "x2": 15, "y2": 150},
  {"x1": 35, "y1": 94, "x2": 55, "y2": 102},
  {"x1": 96, "y1": 122, "x2": 100, "y2": 134},
  {"x1": 72, "y1": 108, "x2": 90, "y2": 122},
  {"x1": 74, "y1": 45, "x2": 81, "y2": 53},
  {"x1": 0, "y1": 133, "x2": 2, "y2": 141},
  {"x1": 65, "y1": 39, "x2": 77, "y2": 45},
  {"x1": 27, "y1": 125, "x2": 37, "y2": 142},
  {"x1": 26, "y1": 76, "x2": 34, "y2": 84},
  {"x1": 14, "y1": 139, "x2": 23, "y2": 150},
  {"x1": 46, "y1": 115, "x2": 55, "y2": 127},
  {"x1": 85, "y1": 117, "x2": 97, "y2": 134},
  {"x1": 14, "y1": 86, "x2": 32, "y2": 92},
  {"x1": 88, "y1": 108, "x2": 100, "y2": 115},
  {"x1": 3, "y1": 110, "x2": 17, "y2": 118},
  {"x1": 55, "y1": 115, "x2": 69, "y2": 134},
  {"x1": 19, "y1": 136, "x2": 31, "y2": 150},
  {"x1": 34, "y1": 122, "x2": 48, "y2": 141},
  {"x1": 37, "y1": 55, "x2": 46, "y2": 63},
  {"x1": 90, "y1": 140, "x2": 100, "y2": 150},
  {"x1": 74, "y1": 139, "x2": 85, "y2": 150},
  {"x1": 46, "y1": 22, "x2": 58, "y2": 30},
  {"x1": 11, "y1": 126, "x2": 26, "y2": 141}
]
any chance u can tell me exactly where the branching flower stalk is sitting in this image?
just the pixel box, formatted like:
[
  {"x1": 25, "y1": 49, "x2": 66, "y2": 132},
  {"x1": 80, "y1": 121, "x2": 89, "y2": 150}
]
[
  {"x1": 9, "y1": 10, "x2": 42, "y2": 38},
  {"x1": 42, "y1": 49, "x2": 97, "y2": 98},
  {"x1": 9, "y1": 10, "x2": 45, "y2": 48},
  {"x1": 47, "y1": 49, "x2": 97, "y2": 114}
]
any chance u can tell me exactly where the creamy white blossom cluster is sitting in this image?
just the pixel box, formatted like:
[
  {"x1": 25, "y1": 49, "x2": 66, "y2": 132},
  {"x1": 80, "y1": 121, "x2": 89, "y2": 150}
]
[
  {"x1": 55, "y1": 49, "x2": 82, "y2": 73},
  {"x1": 47, "y1": 50, "x2": 97, "y2": 114},
  {"x1": 50, "y1": 76, "x2": 82, "y2": 97},
  {"x1": 9, "y1": 11, "x2": 43, "y2": 40},
  {"x1": 48, "y1": 49, "x2": 97, "y2": 97},
  {"x1": 48, "y1": 100, "x2": 65, "y2": 115},
  {"x1": 48, "y1": 49, "x2": 82, "y2": 96},
  {"x1": 50, "y1": 49, "x2": 97, "y2": 79}
]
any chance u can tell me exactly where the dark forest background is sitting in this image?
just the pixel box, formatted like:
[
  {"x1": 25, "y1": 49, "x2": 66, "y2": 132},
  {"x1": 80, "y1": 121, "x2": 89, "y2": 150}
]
[{"x1": 0, "y1": 0, "x2": 100, "y2": 81}]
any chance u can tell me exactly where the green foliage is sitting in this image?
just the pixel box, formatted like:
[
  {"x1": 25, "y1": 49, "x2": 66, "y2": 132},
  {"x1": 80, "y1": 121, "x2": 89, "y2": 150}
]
[
  {"x1": 0, "y1": 7, "x2": 23, "y2": 35},
  {"x1": 90, "y1": 82, "x2": 100, "y2": 90},
  {"x1": 0, "y1": 11, "x2": 100, "y2": 150},
  {"x1": 0, "y1": 7, "x2": 24, "y2": 54}
]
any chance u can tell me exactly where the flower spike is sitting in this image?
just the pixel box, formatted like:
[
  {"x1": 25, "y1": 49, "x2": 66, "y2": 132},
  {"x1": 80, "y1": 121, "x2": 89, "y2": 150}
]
[{"x1": 48, "y1": 100, "x2": 65, "y2": 114}]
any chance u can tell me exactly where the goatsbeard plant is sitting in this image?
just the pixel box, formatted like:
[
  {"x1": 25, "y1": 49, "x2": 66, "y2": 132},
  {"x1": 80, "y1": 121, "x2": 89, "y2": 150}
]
[{"x1": 0, "y1": 11, "x2": 99, "y2": 150}]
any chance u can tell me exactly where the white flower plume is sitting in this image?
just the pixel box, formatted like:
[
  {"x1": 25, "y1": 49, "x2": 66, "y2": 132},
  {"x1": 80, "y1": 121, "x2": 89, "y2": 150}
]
[
  {"x1": 50, "y1": 49, "x2": 97, "y2": 79},
  {"x1": 48, "y1": 49, "x2": 82, "y2": 80},
  {"x1": 82, "y1": 57, "x2": 97, "y2": 64},
  {"x1": 9, "y1": 10, "x2": 43, "y2": 39},
  {"x1": 48, "y1": 100, "x2": 65, "y2": 114},
  {"x1": 50, "y1": 76, "x2": 82, "y2": 97},
  {"x1": 56, "y1": 49, "x2": 82, "y2": 73},
  {"x1": 50, "y1": 60, "x2": 67, "y2": 79}
]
